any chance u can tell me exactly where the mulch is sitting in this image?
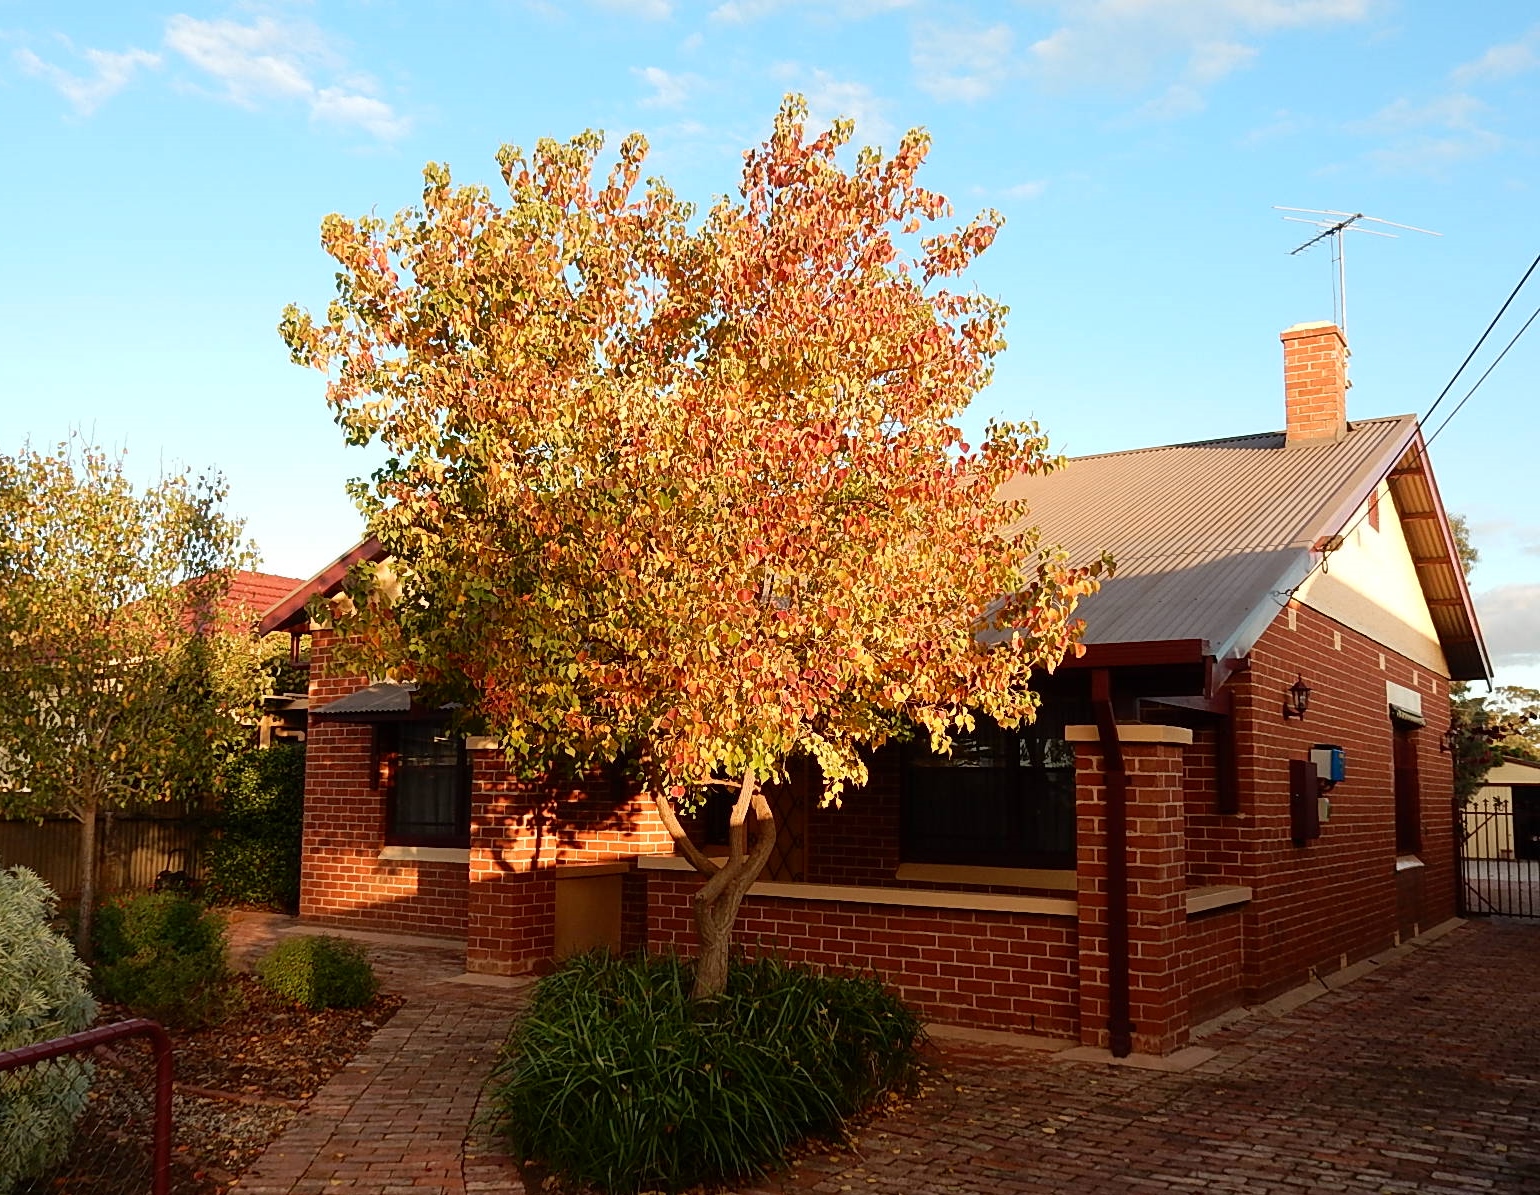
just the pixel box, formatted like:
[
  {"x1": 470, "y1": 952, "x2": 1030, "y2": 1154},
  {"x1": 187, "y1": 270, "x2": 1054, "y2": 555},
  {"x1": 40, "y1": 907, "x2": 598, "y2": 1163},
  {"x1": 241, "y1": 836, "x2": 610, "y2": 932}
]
[{"x1": 18, "y1": 975, "x2": 404, "y2": 1195}]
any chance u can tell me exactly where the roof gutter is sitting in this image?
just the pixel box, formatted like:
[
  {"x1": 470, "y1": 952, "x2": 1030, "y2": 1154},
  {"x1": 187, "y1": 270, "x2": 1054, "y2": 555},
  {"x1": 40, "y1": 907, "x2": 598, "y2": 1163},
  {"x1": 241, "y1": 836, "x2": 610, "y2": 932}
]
[{"x1": 1092, "y1": 668, "x2": 1134, "y2": 1059}]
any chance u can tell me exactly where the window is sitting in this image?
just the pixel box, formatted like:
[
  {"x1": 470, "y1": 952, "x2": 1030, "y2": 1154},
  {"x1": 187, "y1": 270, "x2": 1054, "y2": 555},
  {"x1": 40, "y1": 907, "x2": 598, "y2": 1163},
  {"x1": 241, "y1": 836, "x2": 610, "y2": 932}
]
[
  {"x1": 381, "y1": 724, "x2": 471, "y2": 848},
  {"x1": 901, "y1": 718, "x2": 1076, "y2": 870},
  {"x1": 1393, "y1": 723, "x2": 1421, "y2": 856}
]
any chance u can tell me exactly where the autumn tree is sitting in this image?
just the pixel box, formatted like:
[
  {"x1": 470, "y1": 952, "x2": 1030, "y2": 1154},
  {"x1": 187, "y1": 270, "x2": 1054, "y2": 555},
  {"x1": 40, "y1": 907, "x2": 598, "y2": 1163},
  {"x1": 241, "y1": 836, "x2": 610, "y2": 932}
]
[
  {"x1": 0, "y1": 442, "x2": 261, "y2": 957},
  {"x1": 281, "y1": 96, "x2": 1107, "y2": 996}
]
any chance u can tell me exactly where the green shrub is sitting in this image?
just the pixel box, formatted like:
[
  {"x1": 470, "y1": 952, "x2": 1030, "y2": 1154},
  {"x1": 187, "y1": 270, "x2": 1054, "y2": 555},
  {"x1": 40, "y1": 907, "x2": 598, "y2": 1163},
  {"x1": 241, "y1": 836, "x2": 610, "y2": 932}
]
[
  {"x1": 256, "y1": 935, "x2": 378, "y2": 1010},
  {"x1": 92, "y1": 891, "x2": 231, "y2": 1028},
  {"x1": 0, "y1": 867, "x2": 97, "y2": 1195},
  {"x1": 493, "y1": 952, "x2": 923, "y2": 1193},
  {"x1": 206, "y1": 743, "x2": 304, "y2": 911}
]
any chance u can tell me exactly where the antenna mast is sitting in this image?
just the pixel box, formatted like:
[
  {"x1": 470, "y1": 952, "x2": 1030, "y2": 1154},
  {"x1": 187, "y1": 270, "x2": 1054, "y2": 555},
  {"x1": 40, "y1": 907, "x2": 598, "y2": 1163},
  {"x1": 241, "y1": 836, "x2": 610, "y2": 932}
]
[{"x1": 1274, "y1": 207, "x2": 1442, "y2": 339}]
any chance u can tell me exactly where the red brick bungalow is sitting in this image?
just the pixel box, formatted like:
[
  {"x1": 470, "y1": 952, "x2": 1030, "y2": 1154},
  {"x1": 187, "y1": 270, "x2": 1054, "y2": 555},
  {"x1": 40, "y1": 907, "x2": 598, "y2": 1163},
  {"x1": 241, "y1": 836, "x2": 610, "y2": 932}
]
[{"x1": 261, "y1": 320, "x2": 1489, "y2": 1057}]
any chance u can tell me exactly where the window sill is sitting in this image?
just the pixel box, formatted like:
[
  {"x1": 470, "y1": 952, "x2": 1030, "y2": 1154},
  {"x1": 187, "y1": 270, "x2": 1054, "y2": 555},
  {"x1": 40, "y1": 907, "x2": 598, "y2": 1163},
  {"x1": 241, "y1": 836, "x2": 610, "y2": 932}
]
[
  {"x1": 379, "y1": 846, "x2": 470, "y2": 864},
  {"x1": 894, "y1": 863, "x2": 1077, "y2": 891},
  {"x1": 635, "y1": 856, "x2": 1075, "y2": 917},
  {"x1": 1395, "y1": 855, "x2": 1425, "y2": 872},
  {"x1": 1186, "y1": 884, "x2": 1252, "y2": 915}
]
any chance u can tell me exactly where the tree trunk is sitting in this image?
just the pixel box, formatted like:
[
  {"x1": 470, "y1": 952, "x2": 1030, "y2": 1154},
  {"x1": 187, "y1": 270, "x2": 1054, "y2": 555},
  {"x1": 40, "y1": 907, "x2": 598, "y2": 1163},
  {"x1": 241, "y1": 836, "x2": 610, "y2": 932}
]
[
  {"x1": 650, "y1": 768, "x2": 777, "y2": 1001},
  {"x1": 76, "y1": 796, "x2": 99, "y2": 963}
]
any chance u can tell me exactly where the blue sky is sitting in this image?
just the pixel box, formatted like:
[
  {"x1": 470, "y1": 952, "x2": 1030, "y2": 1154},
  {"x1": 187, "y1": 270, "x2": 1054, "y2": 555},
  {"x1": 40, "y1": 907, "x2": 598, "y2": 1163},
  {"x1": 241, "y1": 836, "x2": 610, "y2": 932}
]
[{"x1": 2, "y1": 0, "x2": 1537, "y2": 689}]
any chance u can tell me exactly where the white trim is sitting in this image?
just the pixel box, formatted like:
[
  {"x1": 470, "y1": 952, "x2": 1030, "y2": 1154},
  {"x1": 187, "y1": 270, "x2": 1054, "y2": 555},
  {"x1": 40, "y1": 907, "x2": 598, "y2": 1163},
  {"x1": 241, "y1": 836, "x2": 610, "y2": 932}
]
[
  {"x1": 465, "y1": 736, "x2": 500, "y2": 751},
  {"x1": 378, "y1": 846, "x2": 470, "y2": 864},
  {"x1": 1395, "y1": 855, "x2": 1425, "y2": 872},
  {"x1": 1065, "y1": 724, "x2": 1193, "y2": 746},
  {"x1": 634, "y1": 856, "x2": 1075, "y2": 917},
  {"x1": 1185, "y1": 884, "x2": 1252, "y2": 915},
  {"x1": 894, "y1": 863, "x2": 1078, "y2": 891}
]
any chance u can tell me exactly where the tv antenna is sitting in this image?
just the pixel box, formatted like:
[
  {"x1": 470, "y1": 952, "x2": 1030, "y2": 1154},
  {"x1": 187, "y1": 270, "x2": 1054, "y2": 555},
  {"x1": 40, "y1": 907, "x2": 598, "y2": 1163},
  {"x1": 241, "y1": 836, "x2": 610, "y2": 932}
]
[{"x1": 1274, "y1": 207, "x2": 1442, "y2": 339}]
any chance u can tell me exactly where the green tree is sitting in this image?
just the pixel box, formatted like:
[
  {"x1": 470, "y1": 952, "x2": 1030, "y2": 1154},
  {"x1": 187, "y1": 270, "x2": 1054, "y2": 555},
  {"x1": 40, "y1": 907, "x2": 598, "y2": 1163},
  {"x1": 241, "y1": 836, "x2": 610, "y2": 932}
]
[
  {"x1": 281, "y1": 97, "x2": 1107, "y2": 996},
  {"x1": 0, "y1": 442, "x2": 261, "y2": 958},
  {"x1": 1447, "y1": 512, "x2": 1479, "y2": 578}
]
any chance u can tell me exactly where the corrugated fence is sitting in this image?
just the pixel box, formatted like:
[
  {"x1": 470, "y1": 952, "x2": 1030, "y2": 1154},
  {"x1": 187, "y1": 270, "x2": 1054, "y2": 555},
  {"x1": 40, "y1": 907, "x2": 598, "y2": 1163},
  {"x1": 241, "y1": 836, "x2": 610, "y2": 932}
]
[{"x1": 0, "y1": 814, "x2": 206, "y2": 899}]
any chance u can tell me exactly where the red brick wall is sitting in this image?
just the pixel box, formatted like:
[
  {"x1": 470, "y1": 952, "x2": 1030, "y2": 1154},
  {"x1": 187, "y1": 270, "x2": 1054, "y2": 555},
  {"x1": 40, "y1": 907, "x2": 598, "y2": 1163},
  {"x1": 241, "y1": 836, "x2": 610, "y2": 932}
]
[
  {"x1": 646, "y1": 875, "x2": 1080, "y2": 1038},
  {"x1": 1180, "y1": 724, "x2": 1249, "y2": 887},
  {"x1": 1184, "y1": 907, "x2": 1246, "y2": 1026},
  {"x1": 466, "y1": 752, "x2": 671, "y2": 975},
  {"x1": 1231, "y1": 601, "x2": 1455, "y2": 1001},
  {"x1": 298, "y1": 629, "x2": 469, "y2": 938},
  {"x1": 1074, "y1": 736, "x2": 1190, "y2": 1055}
]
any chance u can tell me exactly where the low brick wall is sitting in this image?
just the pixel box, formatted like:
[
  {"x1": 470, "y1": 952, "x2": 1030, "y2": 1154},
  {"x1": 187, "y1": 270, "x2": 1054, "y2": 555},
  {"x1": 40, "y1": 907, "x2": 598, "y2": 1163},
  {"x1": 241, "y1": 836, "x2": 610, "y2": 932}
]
[
  {"x1": 645, "y1": 873, "x2": 1081, "y2": 1039},
  {"x1": 1184, "y1": 906, "x2": 1246, "y2": 1025}
]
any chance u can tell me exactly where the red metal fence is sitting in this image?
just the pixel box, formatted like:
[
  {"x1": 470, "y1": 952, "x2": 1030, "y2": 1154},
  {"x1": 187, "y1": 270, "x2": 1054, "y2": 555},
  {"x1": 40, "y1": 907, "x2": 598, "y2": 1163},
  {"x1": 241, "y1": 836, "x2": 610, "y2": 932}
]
[{"x1": 0, "y1": 1018, "x2": 173, "y2": 1195}]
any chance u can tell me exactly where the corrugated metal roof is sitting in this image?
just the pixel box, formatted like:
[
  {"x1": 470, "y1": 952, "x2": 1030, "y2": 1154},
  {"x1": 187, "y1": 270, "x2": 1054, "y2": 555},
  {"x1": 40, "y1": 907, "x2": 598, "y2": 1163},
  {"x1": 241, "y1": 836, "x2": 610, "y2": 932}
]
[
  {"x1": 311, "y1": 681, "x2": 417, "y2": 719},
  {"x1": 997, "y1": 416, "x2": 1422, "y2": 660}
]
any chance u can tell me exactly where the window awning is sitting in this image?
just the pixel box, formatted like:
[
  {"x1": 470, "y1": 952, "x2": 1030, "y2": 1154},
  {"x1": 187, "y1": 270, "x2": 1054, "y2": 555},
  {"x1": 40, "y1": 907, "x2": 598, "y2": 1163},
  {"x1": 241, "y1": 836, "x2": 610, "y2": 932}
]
[
  {"x1": 311, "y1": 681, "x2": 419, "y2": 722},
  {"x1": 1389, "y1": 703, "x2": 1427, "y2": 728}
]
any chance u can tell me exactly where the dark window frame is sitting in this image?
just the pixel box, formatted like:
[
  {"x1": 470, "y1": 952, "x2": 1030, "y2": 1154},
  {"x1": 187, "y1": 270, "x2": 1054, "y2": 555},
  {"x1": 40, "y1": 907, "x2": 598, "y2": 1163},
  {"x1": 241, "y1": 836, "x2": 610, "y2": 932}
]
[
  {"x1": 378, "y1": 722, "x2": 472, "y2": 849},
  {"x1": 899, "y1": 715, "x2": 1076, "y2": 871},
  {"x1": 1393, "y1": 721, "x2": 1421, "y2": 856}
]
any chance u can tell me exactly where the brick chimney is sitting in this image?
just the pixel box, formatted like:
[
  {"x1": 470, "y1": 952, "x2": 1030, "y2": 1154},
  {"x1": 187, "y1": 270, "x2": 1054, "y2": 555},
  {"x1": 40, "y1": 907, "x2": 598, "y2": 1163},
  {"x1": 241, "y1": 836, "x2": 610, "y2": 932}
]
[{"x1": 1280, "y1": 321, "x2": 1349, "y2": 446}]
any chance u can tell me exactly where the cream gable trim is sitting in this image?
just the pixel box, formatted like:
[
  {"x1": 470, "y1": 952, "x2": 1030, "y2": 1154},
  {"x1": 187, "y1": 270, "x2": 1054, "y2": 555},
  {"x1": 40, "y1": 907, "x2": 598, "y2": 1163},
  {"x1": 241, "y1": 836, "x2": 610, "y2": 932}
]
[{"x1": 1296, "y1": 480, "x2": 1448, "y2": 675}]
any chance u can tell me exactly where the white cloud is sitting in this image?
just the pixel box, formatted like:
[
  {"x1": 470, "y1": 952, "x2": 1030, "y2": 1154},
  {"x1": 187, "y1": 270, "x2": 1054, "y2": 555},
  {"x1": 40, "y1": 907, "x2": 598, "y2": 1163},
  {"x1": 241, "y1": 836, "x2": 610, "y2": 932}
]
[
  {"x1": 1357, "y1": 92, "x2": 1488, "y2": 134},
  {"x1": 633, "y1": 65, "x2": 698, "y2": 108},
  {"x1": 1353, "y1": 92, "x2": 1502, "y2": 175},
  {"x1": 1021, "y1": 0, "x2": 1366, "y2": 117},
  {"x1": 594, "y1": 0, "x2": 674, "y2": 19},
  {"x1": 311, "y1": 89, "x2": 410, "y2": 140},
  {"x1": 1475, "y1": 583, "x2": 1540, "y2": 667},
  {"x1": 1004, "y1": 179, "x2": 1047, "y2": 199},
  {"x1": 163, "y1": 14, "x2": 408, "y2": 140},
  {"x1": 712, "y1": 0, "x2": 916, "y2": 23},
  {"x1": 912, "y1": 20, "x2": 1015, "y2": 102},
  {"x1": 15, "y1": 44, "x2": 161, "y2": 115},
  {"x1": 802, "y1": 70, "x2": 893, "y2": 146},
  {"x1": 1451, "y1": 25, "x2": 1540, "y2": 85}
]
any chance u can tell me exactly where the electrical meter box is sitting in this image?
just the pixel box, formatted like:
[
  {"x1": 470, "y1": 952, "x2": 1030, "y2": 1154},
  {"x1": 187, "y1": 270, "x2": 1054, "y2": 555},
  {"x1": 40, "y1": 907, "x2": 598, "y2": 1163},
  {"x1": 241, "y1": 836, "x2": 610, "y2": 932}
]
[{"x1": 1310, "y1": 744, "x2": 1346, "y2": 786}]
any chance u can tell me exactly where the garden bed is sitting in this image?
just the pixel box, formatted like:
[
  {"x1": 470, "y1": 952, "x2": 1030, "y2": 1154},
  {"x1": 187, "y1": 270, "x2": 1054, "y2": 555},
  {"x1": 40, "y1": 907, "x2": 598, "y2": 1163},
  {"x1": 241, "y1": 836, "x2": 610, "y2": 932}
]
[{"x1": 18, "y1": 974, "x2": 403, "y2": 1195}]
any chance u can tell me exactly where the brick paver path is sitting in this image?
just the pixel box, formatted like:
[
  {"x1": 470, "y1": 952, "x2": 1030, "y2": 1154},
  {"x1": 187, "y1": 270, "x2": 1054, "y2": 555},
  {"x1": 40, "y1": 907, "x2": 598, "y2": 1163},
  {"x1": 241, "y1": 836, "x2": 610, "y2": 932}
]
[
  {"x1": 226, "y1": 917, "x2": 1540, "y2": 1194},
  {"x1": 747, "y1": 918, "x2": 1540, "y2": 1194},
  {"x1": 225, "y1": 915, "x2": 528, "y2": 1194}
]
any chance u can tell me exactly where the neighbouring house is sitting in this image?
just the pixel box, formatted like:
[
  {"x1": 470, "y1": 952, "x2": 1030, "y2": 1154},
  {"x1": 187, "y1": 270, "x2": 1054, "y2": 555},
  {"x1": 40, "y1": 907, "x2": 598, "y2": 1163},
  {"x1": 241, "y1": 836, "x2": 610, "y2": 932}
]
[
  {"x1": 261, "y1": 320, "x2": 1488, "y2": 1056},
  {"x1": 0, "y1": 569, "x2": 306, "y2": 897},
  {"x1": 1469, "y1": 756, "x2": 1540, "y2": 862}
]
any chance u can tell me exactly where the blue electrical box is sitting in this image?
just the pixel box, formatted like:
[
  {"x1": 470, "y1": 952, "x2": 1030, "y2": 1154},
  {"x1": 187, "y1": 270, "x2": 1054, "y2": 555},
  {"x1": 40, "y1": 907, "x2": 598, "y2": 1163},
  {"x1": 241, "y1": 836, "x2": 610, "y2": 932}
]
[{"x1": 1310, "y1": 744, "x2": 1346, "y2": 786}]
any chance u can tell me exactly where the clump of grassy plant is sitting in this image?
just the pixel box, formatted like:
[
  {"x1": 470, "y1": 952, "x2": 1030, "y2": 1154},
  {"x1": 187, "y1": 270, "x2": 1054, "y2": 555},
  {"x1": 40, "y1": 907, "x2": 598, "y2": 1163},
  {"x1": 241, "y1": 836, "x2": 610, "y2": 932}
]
[{"x1": 492, "y1": 952, "x2": 923, "y2": 1193}]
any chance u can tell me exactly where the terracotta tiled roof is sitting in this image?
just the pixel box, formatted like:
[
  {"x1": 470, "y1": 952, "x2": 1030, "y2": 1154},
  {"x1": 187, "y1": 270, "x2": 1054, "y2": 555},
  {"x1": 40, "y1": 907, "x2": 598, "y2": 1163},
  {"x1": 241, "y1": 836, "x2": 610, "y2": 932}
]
[{"x1": 226, "y1": 571, "x2": 306, "y2": 621}]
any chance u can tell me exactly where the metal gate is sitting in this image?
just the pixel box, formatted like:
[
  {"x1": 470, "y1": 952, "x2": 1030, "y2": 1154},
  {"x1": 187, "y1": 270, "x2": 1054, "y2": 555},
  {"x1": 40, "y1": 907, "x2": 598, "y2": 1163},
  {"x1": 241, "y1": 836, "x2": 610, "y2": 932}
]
[{"x1": 1459, "y1": 790, "x2": 1540, "y2": 918}]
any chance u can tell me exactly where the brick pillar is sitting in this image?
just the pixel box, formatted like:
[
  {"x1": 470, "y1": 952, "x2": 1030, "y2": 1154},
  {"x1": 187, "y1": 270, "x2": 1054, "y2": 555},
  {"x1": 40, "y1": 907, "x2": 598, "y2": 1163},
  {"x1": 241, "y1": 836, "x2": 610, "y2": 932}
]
[
  {"x1": 1069, "y1": 724, "x2": 1192, "y2": 1056},
  {"x1": 465, "y1": 742, "x2": 558, "y2": 975}
]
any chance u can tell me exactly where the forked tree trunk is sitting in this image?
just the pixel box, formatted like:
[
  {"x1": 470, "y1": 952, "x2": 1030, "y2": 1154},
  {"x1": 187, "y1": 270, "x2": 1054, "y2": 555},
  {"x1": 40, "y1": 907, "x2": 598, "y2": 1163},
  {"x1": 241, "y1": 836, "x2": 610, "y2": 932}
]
[
  {"x1": 652, "y1": 768, "x2": 777, "y2": 1000},
  {"x1": 76, "y1": 796, "x2": 99, "y2": 963}
]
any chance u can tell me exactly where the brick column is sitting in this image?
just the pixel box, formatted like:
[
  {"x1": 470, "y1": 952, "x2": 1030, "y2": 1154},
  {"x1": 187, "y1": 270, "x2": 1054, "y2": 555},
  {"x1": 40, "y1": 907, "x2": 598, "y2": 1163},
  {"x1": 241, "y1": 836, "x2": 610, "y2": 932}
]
[
  {"x1": 1069, "y1": 724, "x2": 1192, "y2": 1056},
  {"x1": 465, "y1": 742, "x2": 557, "y2": 975}
]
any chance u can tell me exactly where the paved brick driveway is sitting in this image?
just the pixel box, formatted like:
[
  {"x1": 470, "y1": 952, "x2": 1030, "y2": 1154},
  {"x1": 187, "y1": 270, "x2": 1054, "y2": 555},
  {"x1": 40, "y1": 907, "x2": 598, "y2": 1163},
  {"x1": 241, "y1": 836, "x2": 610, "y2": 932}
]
[
  {"x1": 229, "y1": 916, "x2": 1540, "y2": 1194},
  {"x1": 749, "y1": 918, "x2": 1540, "y2": 1194}
]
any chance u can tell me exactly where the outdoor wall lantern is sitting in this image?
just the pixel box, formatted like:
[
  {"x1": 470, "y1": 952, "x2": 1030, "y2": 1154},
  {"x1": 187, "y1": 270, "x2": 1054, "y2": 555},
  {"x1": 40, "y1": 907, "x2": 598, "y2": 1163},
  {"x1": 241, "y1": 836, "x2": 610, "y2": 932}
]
[{"x1": 1283, "y1": 675, "x2": 1312, "y2": 721}]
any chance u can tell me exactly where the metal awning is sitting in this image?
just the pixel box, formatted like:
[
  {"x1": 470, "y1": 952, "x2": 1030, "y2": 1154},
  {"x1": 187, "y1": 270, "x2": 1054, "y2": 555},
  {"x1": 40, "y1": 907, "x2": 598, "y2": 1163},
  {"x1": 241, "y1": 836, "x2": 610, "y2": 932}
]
[{"x1": 310, "y1": 681, "x2": 418, "y2": 722}]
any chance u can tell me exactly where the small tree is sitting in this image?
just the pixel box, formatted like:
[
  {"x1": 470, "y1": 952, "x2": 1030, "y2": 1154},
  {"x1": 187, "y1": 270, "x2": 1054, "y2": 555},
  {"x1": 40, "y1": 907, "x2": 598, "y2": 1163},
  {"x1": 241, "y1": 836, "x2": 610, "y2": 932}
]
[
  {"x1": 0, "y1": 442, "x2": 260, "y2": 958},
  {"x1": 1449, "y1": 684, "x2": 1540, "y2": 802},
  {"x1": 282, "y1": 97, "x2": 1106, "y2": 996}
]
